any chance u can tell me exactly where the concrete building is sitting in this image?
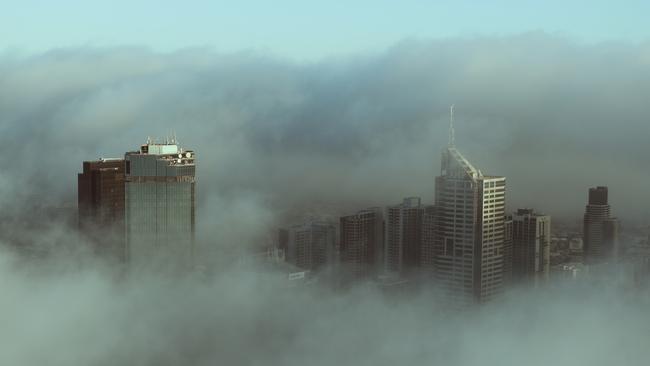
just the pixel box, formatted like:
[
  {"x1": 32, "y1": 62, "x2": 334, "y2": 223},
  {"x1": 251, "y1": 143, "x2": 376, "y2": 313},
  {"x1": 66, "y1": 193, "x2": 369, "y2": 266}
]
[
  {"x1": 431, "y1": 106, "x2": 507, "y2": 304},
  {"x1": 583, "y1": 186, "x2": 620, "y2": 264},
  {"x1": 511, "y1": 208, "x2": 551, "y2": 285},
  {"x1": 420, "y1": 205, "x2": 437, "y2": 276},
  {"x1": 286, "y1": 221, "x2": 335, "y2": 271},
  {"x1": 77, "y1": 158, "x2": 126, "y2": 260},
  {"x1": 339, "y1": 207, "x2": 384, "y2": 282},
  {"x1": 502, "y1": 215, "x2": 514, "y2": 286},
  {"x1": 124, "y1": 139, "x2": 196, "y2": 268},
  {"x1": 385, "y1": 197, "x2": 424, "y2": 276}
]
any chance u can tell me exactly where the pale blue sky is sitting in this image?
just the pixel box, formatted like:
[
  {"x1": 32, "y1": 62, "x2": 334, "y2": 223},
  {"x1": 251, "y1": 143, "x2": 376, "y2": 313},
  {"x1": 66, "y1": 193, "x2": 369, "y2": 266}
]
[{"x1": 1, "y1": 0, "x2": 648, "y2": 60}]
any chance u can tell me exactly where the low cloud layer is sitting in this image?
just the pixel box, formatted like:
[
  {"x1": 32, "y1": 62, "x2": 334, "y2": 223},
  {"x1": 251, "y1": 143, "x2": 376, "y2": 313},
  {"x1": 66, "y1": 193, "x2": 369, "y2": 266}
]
[{"x1": 1, "y1": 246, "x2": 649, "y2": 366}]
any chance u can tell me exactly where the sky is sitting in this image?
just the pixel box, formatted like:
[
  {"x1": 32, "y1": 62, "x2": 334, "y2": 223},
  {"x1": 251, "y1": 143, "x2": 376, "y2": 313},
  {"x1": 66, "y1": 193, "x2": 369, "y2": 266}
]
[{"x1": 2, "y1": 0, "x2": 650, "y2": 60}]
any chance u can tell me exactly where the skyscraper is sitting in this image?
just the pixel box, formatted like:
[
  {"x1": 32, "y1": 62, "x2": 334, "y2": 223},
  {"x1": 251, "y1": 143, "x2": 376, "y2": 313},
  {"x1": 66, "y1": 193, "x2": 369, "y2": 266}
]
[
  {"x1": 286, "y1": 220, "x2": 335, "y2": 271},
  {"x1": 125, "y1": 139, "x2": 196, "y2": 268},
  {"x1": 339, "y1": 207, "x2": 384, "y2": 282},
  {"x1": 420, "y1": 205, "x2": 437, "y2": 276},
  {"x1": 432, "y1": 106, "x2": 507, "y2": 304},
  {"x1": 385, "y1": 197, "x2": 424, "y2": 276},
  {"x1": 502, "y1": 215, "x2": 513, "y2": 285},
  {"x1": 583, "y1": 186, "x2": 619, "y2": 264},
  {"x1": 77, "y1": 158, "x2": 126, "y2": 260},
  {"x1": 511, "y1": 208, "x2": 551, "y2": 285}
]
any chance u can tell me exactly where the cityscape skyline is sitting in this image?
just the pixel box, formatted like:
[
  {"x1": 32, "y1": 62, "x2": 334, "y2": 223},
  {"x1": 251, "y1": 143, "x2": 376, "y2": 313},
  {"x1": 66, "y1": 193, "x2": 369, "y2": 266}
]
[
  {"x1": 3, "y1": 34, "x2": 649, "y2": 233},
  {"x1": 2, "y1": 21, "x2": 650, "y2": 364}
]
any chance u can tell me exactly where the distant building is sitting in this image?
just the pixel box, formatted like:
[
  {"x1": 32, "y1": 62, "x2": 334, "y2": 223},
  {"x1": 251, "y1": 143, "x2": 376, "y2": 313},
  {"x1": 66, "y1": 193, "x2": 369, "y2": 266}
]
[
  {"x1": 511, "y1": 208, "x2": 551, "y2": 285},
  {"x1": 583, "y1": 186, "x2": 620, "y2": 264},
  {"x1": 339, "y1": 207, "x2": 384, "y2": 282},
  {"x1": 77, "y1": 158, "x2": 126, "y2": 260},
  {"x1": 286, "y1": 220, "x2": 335, "y2": 271},
  {"x1": 551, "y1": 262, "x2": 587, "y2": 281},
  {"x1": 420, "y1": 205, "x2": 437, "y2": 276},
  {"x1": 124, "y1": 139, "x2": 196, "y2": 267},
  {"x1": 385, "y1": 197, "x2": 424, "y2": 276},
  {"x1": 502, "y1": 215, "x2": 514, "y2": 286},
  {"x1": 431, "y1": 106, "x2": 507, "y2": 305}
]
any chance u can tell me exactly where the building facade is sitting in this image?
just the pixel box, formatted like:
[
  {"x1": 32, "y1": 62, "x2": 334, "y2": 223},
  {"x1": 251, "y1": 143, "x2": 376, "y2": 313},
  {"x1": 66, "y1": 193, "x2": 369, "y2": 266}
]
[
  {"x1": 511, "y1": 208, "x2": 551, "y2": 285},
  {"x1": 432, "y1": 146, "x2": 507, "y2": 304},
  {"x1": 420, "y1": 205, "x2": 438, "y2": 276},
  {"x1": 125, "y1": 140, "x2": 196, "y2": 267},
  {"x1": 339, "y1": 208, "x2": 384, "y2": 282},
  {"x1": 385, "y1": 197, "x2": 424, "y2": 276},
  {"x1": 286, "y1": 221, "x2": 335, "y2": 271},
  {"x1": 583, "y1": 186, "x2": 620, "y2": 264},
  {"x1": 77, "y1": 158, "x2": 126, "y2": 260}
]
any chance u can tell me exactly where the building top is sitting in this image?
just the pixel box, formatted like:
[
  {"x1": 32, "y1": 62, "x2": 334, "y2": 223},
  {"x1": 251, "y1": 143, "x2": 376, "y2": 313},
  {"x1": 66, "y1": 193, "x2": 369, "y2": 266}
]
[
  {"x1": 588, "y1": 186, "x2": 609, "y2": 205},
  {"x1": 441, "y1": 147, "x2": 483, "y2": 180},
  {"x1": 514, "y1": 208, "x2": 549, "y2": 218}
]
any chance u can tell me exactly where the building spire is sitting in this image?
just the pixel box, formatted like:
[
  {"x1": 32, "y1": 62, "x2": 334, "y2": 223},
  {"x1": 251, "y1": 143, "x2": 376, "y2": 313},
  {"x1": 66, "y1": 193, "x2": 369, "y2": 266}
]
[{"x1": 448, "y1": 104, "x2": 455, "y2": 147}]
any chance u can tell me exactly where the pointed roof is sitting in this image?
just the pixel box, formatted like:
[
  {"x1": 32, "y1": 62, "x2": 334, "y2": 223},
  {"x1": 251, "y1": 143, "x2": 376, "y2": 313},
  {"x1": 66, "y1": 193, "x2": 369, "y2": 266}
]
[{"x1": 441, "y1": 147, "x2": 483, "y2": 181}]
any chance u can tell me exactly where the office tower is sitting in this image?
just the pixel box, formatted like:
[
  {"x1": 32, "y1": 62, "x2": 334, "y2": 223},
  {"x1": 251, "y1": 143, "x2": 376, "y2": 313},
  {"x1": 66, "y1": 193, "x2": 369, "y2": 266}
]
[
  {"x1": 511, "y1": 208, "x2": 551, "y2": 285},
  {"x1": 278, "y1": 228, "x2": 289, "y2": 257},
  {"x1": 502, "y1": 215, "x2": 513, "y2": 285},
  {"x1": 420, "y1": 205, "x2": 437, "y2": 275},
  {"x1": 583, "y1": 186, "x2": 620, "y2": 264},
  {"x1": 125, "y1": 139, "x2": 196, "y2": 267},
  {"x1": 77, "y1": 158, "x2": 126, "y2": 260},
  {"x1": 385, "y1": 197, "x2": 424, "y2": 276},
  {"x1": 339, "y1": 207, "x2": 384, "y2": 282},
  {"x1": 286, "y1": 221, "x2": 335, "y2": 271},
  {"x1": 432, "y1": 105, "x2": 507, "y2": 304}
]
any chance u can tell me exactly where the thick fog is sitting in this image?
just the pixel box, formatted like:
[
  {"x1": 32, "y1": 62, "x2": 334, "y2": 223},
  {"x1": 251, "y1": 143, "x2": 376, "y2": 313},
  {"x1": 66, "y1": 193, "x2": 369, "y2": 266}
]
[{"x1": 1, "y1": 33, "x2": 650, "y2": 365}]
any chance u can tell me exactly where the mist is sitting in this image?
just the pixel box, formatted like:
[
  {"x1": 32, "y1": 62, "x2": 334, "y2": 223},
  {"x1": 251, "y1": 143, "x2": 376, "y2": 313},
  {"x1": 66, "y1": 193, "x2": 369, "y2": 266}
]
[{"x1": 2, "y1": 33, "x2": 650, "y2": 365}]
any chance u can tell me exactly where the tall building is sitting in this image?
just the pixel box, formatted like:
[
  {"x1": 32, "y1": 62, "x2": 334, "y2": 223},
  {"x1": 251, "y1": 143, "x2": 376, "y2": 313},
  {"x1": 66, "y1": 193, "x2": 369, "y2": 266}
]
[
  {"x1": 77, "y1": 158, "x2": 126, "y2": 260},
  {"x1": 420, "y1": 205, "x2": 437, "y2": 276},
  {"x1": 339, "y1": 207, "x2": 384, "y2": 282},
  {"x1": 385, "y1": 197, "x2": 424, "y2": 276},
  {"x1": 432, "y1": 106, "x2": 507, "y2": 304},
  {"x1": 583, "y1": 186, "x2": 620, "y2": 264},
  {"x1": 125, "y1": 139, "x2": 196, "y2": 267},
  {"x1": 511, "y1": 208, "x2": 551, "y2": 285},
  {"x1": 502, "y1": 215, "x2": 513, "y2": 285},
  {"x1": 286, "y1": 220, "x2": 335, "y2": 271}
]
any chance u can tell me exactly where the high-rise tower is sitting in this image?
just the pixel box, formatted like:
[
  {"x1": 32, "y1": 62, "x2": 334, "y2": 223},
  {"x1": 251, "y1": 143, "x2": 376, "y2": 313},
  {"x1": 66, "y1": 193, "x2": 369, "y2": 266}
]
[
  {"x1": 286, "y1": 220, "x2": 335, "y2": 271},
  {"x1": 124, "y1": 139, "x2": 196, "y2": 267},
  {"x1": 339, "y1": 207, "x2": 384, "y2": 282},
  {"x1": 78, "y1": 158, "x2": 126, "y2": 260},
  {"x1": 511, "y1": 208, "x2": 551, "y2": 285},
  {"x1": 432, "y1": 106, "x2": 507, "y2": 304},
  {"x1": 385, "y1": 197, "x2": 424, "y2": 276},
  {"x1": 583, "y1": 186, "x2": 619, "y2": 264}
]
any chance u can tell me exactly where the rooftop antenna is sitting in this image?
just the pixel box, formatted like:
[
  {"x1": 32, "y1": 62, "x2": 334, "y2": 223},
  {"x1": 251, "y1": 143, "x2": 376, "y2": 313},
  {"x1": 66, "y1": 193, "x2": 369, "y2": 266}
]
[{"x1": 448, "y1": 104, "x2": 455, "y2": 147}]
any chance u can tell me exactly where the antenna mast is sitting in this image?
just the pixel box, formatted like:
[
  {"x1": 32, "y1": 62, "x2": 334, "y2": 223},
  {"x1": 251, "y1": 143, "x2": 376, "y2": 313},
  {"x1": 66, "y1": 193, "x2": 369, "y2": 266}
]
[{"x1": 448, "y1": 104, "x2": 455, "y2": 147}]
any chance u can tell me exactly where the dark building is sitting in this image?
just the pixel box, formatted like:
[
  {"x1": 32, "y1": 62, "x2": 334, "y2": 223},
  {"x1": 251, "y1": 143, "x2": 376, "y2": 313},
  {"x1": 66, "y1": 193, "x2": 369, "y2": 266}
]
[
  {"x1": 77, "y1": 158, "x2": 126, "y2": 260},
  {"x1": 278, "y1": 228, "x2": 289, "y2": 257},
  {"x1": 511, "y1": 209, "x2": 551, "y2": 285},
  {"x1": 339, "y1": 208, "x2": 384, "y2": 282},
  {"x1": 385, "y1": 197, "x2": 424, "y2": 276},
  {"x1": 583, "y1": 186, "x2": 620, "y2": 264},
  {"x1": 502, "y1": 215, "x2": 514, "y2": 285},
  {"x1": 420, "y1": 205, "x2": 437, "y2": 276}
]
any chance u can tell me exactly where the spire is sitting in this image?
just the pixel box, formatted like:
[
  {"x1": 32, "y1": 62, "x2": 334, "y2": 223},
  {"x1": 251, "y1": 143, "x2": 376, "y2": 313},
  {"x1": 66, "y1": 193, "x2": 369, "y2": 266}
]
[{"x1": 448, "y1": 104, "x2": 455, "y2": 147}]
